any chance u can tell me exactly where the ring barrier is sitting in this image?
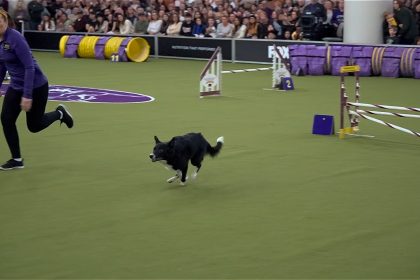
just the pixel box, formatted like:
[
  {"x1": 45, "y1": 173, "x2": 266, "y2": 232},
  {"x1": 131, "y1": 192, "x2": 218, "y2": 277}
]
[{"x1": 59, "y1": 35, "x2": 150, "y2": 62}]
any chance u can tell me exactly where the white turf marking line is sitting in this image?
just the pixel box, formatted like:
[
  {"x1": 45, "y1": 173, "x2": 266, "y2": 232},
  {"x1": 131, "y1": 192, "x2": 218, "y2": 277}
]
[
  {"x1": 222, "y1": 67, "x2": 272, "y2": 74},
  {"x1": 346, "y1": 133, "x2": 376, "y2": 138},
  {"x1": 262, "y1": 88, "x2": 285, "y2": 92}
]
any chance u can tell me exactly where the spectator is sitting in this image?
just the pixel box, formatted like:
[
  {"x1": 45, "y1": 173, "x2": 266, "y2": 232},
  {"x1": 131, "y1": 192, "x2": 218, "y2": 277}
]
[
  {"x1": 192, "y1": 17, "x2": 206, "y2": 37},
  {"x1": 232, "y1": 16, "x2": 247, "y2": 38},
  {"x1": 257, "y1": 13, "x2": 270, "y2": 38},
  {"x1": 166, "y1": 13, "x2": 182, "y2": 35},
  {"x1": 414, "y1": 1, "x2": 420, "y2": 35},
  {"x1": 159, "y1": 13, "x2": 170, "y2": 34},
  {"x1": 245, "y1": 14, "x2": 258, "y2": 38},
  {"x1": 393, "y1": 0, "x2": 418, "y2": 44},
  {"x1": 55, "y1": 12, "x2": 73, "y2": 32},
  {"x1": 126, "y1": 6, "x2": 137, "y2": 24},
  {"x1": 73, "y1": 10, "x2": 88, "y2": 32},
  {"x1": 272, "y1": 13, "x2": 284, "y2": 38},
  {"x1": 332, "y1": 0, "x2": 344, "y2": 37},
  {"x1": 27, "y1": 0, "x2": 44, "y2": 30},
  {"x1": 13, "y1": 0, "x2": 28, "y2": 31},
  {"x1": 385, "y1": 26, "x2": 401, "y2": 44},
  {"x1": 85, "y1": 11, "x2": 98, "y2": 32},
  {"x1": 96, "y1": 14, "x2": 109, "y2": 33},
  {"x1": 116, "y1": 13, "x2": 134, "y2": 34},
  {"x1": 283, "y1": 29, "x2": 291, "y2": 39},
  {"x1": 216, "y1": 15, "x2": 234, "y2": 37},
  {"x1": 205, "y1": 17, "x2": 217, "y2": 37},
  {"x1": 135, "y1": 12, "x2": 149, "y2": 34},
  {"x1": 0, "y1": 0, "x2": 8, "y2": 12},
  {"x1": 180, "y1": 12, "x2": 194, "y2": 36},
  {"x1": 38, "y1": 13, "x2": 55, "y2": 31}
]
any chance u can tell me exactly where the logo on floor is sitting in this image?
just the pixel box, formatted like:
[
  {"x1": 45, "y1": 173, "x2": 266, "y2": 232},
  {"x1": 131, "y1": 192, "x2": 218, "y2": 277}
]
[{"x1": 0, "y1": 85, "x2": 155, "y2": 103}]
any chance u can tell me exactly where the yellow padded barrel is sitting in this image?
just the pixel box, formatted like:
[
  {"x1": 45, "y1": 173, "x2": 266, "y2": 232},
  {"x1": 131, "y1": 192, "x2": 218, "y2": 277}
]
[{"x1": 59, "y1": 35, "x2": 69, "y2": 57}]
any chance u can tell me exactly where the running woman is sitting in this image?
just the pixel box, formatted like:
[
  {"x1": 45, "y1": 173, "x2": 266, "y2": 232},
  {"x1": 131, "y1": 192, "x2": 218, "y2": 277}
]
[{"x1": 0, "y1": 9, "x2": 74, "y2": 170}]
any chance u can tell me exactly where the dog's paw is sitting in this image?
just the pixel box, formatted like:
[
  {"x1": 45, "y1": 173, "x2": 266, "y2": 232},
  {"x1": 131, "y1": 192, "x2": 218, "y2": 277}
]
[
  {"x1": 167, "y1": 176, "x2": 178, "y2": 183},
  {"x1": 179, "y1": 181, "x2": 187, "y2": 186},
  {"x1": 191, "y1": 172, "x2": 198, "y2": 180}
]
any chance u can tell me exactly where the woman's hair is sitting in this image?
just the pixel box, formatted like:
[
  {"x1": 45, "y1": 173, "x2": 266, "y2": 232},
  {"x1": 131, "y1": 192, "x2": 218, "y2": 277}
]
[{"x1": 0, "y1": 9, "x2": 16, "y2": 29}]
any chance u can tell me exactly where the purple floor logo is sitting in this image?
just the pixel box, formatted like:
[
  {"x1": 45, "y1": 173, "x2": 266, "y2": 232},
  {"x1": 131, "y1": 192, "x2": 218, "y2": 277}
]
[{"x1": 0, "y1": 84, "x2": 155, "y2": 104}]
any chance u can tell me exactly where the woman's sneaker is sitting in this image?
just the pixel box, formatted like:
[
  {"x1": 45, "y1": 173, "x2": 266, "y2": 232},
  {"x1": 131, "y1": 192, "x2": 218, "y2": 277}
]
[
  {"x1": 0, "y1": 159, "x2": 24, "y2": 170},
  {"x1": 56, "y1": 104, "x2": 74, "y2": 128}
]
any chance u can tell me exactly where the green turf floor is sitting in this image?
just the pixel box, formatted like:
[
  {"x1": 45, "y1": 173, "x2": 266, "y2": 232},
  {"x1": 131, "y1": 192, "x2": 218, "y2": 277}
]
[{"x1": 0, "y1": 52, "x2": 420, "y2": 279}]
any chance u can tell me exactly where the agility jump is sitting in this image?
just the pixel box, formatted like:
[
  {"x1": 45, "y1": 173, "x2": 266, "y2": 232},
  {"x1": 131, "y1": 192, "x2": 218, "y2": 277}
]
[
  {"x1": 339, "y1": 65, "x2": 420, "y2": 139},
  {"x1": 199, "y1": 45, "x2": 291, "y2": 97}
]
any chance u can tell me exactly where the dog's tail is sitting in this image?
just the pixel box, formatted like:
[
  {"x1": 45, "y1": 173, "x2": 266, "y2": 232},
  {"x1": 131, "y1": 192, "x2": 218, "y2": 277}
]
[{"x1": 207, "y1": 136, "x2": 224, "y2": 157}]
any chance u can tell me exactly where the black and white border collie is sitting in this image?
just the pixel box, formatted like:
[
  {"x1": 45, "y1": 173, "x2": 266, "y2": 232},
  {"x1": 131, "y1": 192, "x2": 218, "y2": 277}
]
[{"x1": 149, "y1": 133, "x2": 224, "y2": 185}]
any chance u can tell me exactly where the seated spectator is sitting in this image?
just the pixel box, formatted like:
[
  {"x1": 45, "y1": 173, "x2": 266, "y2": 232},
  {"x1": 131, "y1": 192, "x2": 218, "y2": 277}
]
[
  {"x1": 257, "y1": 13, "x2": 270, "y2": 38},
  {"x1": 55, "y1": 12, "x2": 73, "y2": 32},
  {"x1": 85, "y1": 11, "x2": 98, "y2": 32},
  {"x1": 159, "y1": 13, "x2": 170, "y2": 34},
  {"x1": 147, "y1": 11, "x2": 161, "y2": 34},
  {"x1": 245, "y1": 14, "x2": 258, "y2": 38},
  {"x1": 216, "y1": 15, "x2": 234, "y2": 37},
  {"x1": 73, "y1": 10, "x2": 88, "y2": 32},
  {"x1": 166, "y1": 13, "x2": 182, "y2": 36},
  {"x1": 232, "y1": 16, "x2": 247, "y2": 38},
  {"x1": 116, "y1": 13, "x2": 134, "y2": 34},
  {"x1": 283, "y1": 29, "x2": 292, "y2": 39},
  {"x1": 135, "y1": 12, "x2": 149, "y2": 34},
  {"x1": 180, "y1": 13, "x2": 194, "y2": 36},
  {"x1": 95, "y1": 14, "x2": 109, "y2": 33},
  {"x1": 106, "y1": 13, "x2": 115, "y2": 33},
  {"x1": 292, "y1": 26, "x2": 304, "y2": 40},
  {"x1": 385, "y1": 26, "x2": 401, "y2": 44},
  {"x1": 192, "y1": 17, "x2": 206, "y2": 37},
  {"x1": 205, "y1": 17, "x2": 217, "y2": 38},
  {"x1": 38, "y1": 13, "x2": 55, "y2": 31},
  {"x1": 332, "y1": 0, "x2": 344, "y2": 37},
  {"x1": 272, "y1": 13, "x2": 284, "y2": 38}
]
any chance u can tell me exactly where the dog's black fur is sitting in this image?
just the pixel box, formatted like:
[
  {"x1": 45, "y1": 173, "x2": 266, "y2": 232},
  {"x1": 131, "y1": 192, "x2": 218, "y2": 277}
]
[{"x1": 149, "y1": 133, "x2": 224, "y2": 184}]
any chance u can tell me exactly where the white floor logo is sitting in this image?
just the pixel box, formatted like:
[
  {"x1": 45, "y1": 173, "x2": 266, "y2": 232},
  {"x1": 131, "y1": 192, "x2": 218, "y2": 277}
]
[{"x1": 0, "y1": 85, "x2": 155, "y2": 104}]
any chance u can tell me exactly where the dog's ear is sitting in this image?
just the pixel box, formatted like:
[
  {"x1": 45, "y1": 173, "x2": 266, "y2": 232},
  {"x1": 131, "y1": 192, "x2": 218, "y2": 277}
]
[
  {"x1": 168, "y1": 137, "x2": 176, "y2": 147},
  {"x1": 154, "y1": 136, "x2": 161, "y2": 144}
]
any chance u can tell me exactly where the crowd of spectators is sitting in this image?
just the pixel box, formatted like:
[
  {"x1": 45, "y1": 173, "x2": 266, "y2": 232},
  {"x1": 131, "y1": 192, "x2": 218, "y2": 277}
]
[{"x1": 2, "y1": 0, "x2": 420, "y2": 44}]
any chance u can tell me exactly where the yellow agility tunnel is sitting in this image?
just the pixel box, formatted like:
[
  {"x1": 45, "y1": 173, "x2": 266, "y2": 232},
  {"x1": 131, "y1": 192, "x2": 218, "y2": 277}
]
[{"x1": 59, "y1": 35, "x2": 150, "y2": 62}]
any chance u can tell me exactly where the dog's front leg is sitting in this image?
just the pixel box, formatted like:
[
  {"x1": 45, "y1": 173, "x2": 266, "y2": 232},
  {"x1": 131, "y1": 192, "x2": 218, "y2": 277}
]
[
  {"x1": 180, "y1": 166, "x2": 188, "y2": 185},
  {"x1": 167, "y1": 170, "x2": 181, "y2": 183}
]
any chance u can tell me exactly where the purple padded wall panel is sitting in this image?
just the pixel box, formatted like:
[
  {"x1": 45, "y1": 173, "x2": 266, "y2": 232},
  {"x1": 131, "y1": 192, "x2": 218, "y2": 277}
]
[
  {"x1": 381, "y1": 47, "x2": 404, "y2": 78},
  {"x1": 414, "y1": 49, "x2": 420, "y2": 79},
  {"x1": 289, "y1": 45, "x2": 308, "y2": 75},
  {"x1": 352, "y1": 47, "x2": 373, "y2": 76},
  {"x1": 307, "y1": 46, "x2": 326, "y2": 75}
]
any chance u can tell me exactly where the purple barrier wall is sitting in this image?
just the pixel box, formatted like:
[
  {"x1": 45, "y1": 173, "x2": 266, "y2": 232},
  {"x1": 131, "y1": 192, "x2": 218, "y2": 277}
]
[
  {"x1": 330, "y1": 46, "x2": 352, "y2": 76},
  {"x1": 415, "y1": 49, "x2": 420, "y2": 79},
  {"x1": 381, "y1": 47, "x2": 405, "y2": 78},
  {"x1": 64, "y1": 35, "x2": 83, "y2": 58},
  {"x1": 351, "y1": 46, "x2": 373, "y2": 77},
  {"x1": 307, "y1": 46, "x2": 326, "y2": 75},
  {"x1": 289, "y1": 45, "x2": 308, "y2": 75}
]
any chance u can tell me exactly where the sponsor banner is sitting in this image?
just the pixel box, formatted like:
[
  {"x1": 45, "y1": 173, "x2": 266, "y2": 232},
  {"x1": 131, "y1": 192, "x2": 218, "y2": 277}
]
[
  {"x1": 0, "y1": 84, "x2": 154, "y2": 104},
  {"x1": 158, "y1": 37, "x2": 232, "y2": 60},
  {"x1": 235, "y1": 39, "x2": 324, "y2": 63}
]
